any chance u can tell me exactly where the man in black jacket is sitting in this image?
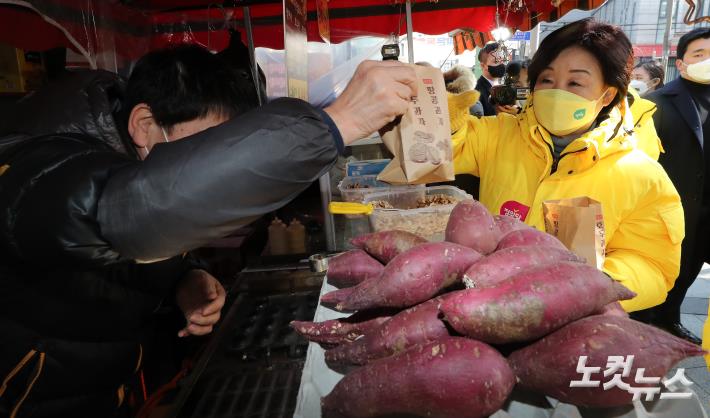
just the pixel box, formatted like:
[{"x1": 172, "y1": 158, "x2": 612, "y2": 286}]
[
  {"x1": 641, "y1": 28, "x2": 710, "y2": 344},
  {"x1": 475, "y1": 42, "x2": 506, "y2": 116},
  {"x1": 0, "y1": 45, "x2": 416, "y2": 417}
]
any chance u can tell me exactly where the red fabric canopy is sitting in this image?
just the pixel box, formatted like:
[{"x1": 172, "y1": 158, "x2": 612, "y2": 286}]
[{"x1": 0, "y1": 0, "x2": 599, "y2": 68}]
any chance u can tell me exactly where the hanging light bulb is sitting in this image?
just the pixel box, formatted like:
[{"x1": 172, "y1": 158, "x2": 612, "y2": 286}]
[{"x1": 492, "y1": 26, "x2": 512, "y2": 42}]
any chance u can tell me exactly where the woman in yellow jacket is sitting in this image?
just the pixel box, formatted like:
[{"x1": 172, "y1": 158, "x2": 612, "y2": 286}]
[{"x1": 450, "y1": 18, "x2": 684, "y2": 312}]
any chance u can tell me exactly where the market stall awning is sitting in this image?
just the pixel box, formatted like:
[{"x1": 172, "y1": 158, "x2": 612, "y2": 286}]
[{"x1": 0, "y1": 0, "x2": 602, "y2": 70}]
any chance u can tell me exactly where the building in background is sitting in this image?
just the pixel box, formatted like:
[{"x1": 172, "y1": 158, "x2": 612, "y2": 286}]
[{"x1": 537, "y1": 0, "x2": 710, "y2": 81}]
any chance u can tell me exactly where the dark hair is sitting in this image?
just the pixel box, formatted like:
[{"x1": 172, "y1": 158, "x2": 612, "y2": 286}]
[
  {"x1": 528, "y1": 18, "x2": 633, "y2": 115},
  {"x1": 634, "y1": 61, "x2": 665, "y2": 89},
  {"x1": 122, "y1": 44, "x2": 256, "y2": 133},
  {"x1": 477, "y1": 41, "x2": 499, "y2": 63},
  {"x1": 506, "y1": 61, "x2": 523, "y2": 78},
  {"x1": 677, "y1": 28, "x2": 710, "y2": 60}
]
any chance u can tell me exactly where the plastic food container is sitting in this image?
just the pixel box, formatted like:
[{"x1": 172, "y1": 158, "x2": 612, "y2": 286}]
[
  {"x1": 363, "y1": 185, "x2": 472, "y2": 241},
  {"x1": 337, "y1": 175, "x2": 423, "y2": 203},
  {"x1": 346, "y1": 159, "x2": 390, "y2": 177}
]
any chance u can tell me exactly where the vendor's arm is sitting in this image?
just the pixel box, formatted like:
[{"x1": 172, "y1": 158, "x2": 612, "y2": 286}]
[
  {"x1": 603, "y1": 165, "x2": 684, "y2": 312},
  {"x1": 97, "y1": 60, "x2": 416, "y2": 261},
  {"x1": 0, "y1": 61, "x2": 417, "y2": 266}
]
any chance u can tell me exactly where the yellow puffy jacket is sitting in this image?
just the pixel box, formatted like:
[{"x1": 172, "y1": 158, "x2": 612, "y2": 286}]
[
  {"x1": 449, "y1": 90, "x2": 684, "y2": 312},
  {"x1": 627, "y1": 87, "x2": 664, "y2": 161}
]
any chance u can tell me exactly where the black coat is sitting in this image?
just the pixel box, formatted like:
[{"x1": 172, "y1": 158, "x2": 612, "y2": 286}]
[
  {"x1": 475, "y1": 76, "x2": 496, "y2": 116},
  {"x1": 0, "y1": 70, "x2": 341, "y2": 416},
  {"x1": 647, "y1": 78, "x2": 706, "y2": 258}
]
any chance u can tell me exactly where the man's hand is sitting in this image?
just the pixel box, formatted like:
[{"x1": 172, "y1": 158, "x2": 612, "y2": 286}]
[
  {"x1": 495, "y1": 104, "x2": 520, "y2": 115},
  {"x1": 175, "y1": 269, "x2": 226, "y2": 337},
  {"x1": 325, "y1": 60, "x2": 417, "y2": 145}
]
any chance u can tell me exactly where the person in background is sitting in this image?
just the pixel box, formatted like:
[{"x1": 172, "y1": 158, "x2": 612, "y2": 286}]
[
  {"x1": 475, "y1": 42, "x2": 506, "y2": 116},
  {"x1": 626, "y1": 84, "x2": 663, "y2": 161},
  {"x1": 518, "y1": 59, "x2": 531, "y2": 88},
  {"x1": 447, "y1": 18, "x2": 683, "y2": 314},
  {"x1": 638, "y1": 28, "x2": 710, "y2": 344},
  {"x1": 631, "y1": 61, "x2": 665, "y2": 96},
  {"x1": 0, "y1": 44, "x2": 416, "y2": 417}
]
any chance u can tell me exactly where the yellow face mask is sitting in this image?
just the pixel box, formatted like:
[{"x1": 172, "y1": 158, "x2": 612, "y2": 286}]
[{"x1": 532, "y1": 88, "x2": 609, "y2": 136}]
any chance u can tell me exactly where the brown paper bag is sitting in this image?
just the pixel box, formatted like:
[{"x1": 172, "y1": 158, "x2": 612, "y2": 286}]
[
  {"x1": 543, "y1": 196, "x2": 606, "y2": 270},
  {"x1": 377, "y1": 65, "x2": 454, "y2": 185}
]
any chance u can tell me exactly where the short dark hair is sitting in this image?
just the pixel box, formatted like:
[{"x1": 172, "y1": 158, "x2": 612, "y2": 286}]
[
  {"x1": 122, "y1": 45, "x2": 256, "y2": 132},
  {"x1": 677, "y1": 27, "x2": 710, "y2": 60},
  {"x1": 634, "y1": 61, "x2": 665, "y2": 89},
  {"x1": 506, "y1": 61, "x2": 523, "y2": 78},
  {"x1": 477, "y1": 42, "x2": 499, "y2": 63},
  {"x1": 528, "y1": 18, "x2": 632, "y2": 115}
]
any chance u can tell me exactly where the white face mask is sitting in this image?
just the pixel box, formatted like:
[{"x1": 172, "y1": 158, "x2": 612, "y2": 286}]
[
  {"x1": 684, "y1": 57, "x2": 710, "y2": 84},
  {"x1": 161, "y1": 127, "x2": 170, "y2": 143},
  {"x1": 140, "y1": 126, "x2": 170, "y2": 159},
  {"x1": 629, "y1": 79, "x2": 649, "y2": 95}
]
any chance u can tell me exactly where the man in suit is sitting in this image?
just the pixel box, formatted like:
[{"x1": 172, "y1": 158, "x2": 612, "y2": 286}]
[
  {"x1": 475, "y1": 42, "x2": 506, "y2": 116},
  {"x1": 643, "y1": 27, "x2": 710, "y2": 344}
]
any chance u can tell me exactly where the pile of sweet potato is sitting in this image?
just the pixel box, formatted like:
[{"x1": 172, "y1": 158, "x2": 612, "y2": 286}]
[{"x1": 291, "y1": 200, "x2": 705, "y2": 418}]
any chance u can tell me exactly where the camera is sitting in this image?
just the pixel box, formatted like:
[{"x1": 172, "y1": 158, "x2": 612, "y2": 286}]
[
  {"x1": 381, "y1": 44, "x2": 400, "y2": 61},
  {"x1": 490, "y1": 61, "x2": 530, "y2": 106}
]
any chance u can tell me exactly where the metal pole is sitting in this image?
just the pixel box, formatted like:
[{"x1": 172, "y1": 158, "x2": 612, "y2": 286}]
[
  {"x1": 319, "y1": 173, "x2": 337, "y2": 251},
  {"x1": 662, "y1": 0, "x2": 675, "y2": 80},
  {"x1": 243, "y1": 6, "x2": 263, "y2": 105},
  {"x1": 405, "y1": 0, "x2": 414, "y2": 63}
]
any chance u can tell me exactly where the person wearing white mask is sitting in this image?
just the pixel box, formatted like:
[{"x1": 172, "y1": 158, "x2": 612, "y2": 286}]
[
  {"x1": 637, "y1": 28, "x2": 710, "y2": 345},
  {"x1": 446, "y1": 18, "x2": 683, "y2": 318},
  {"x1": 0, "y1": 43, "x2": 417, "y2": 416},
  {"x1": 631, "y1": 61, "x2": 665, "y2": 96}
]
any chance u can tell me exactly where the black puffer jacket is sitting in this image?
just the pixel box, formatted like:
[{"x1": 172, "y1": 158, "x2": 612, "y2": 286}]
[{"x1": 0, "y1": 70, "x2": 341, "y2": 417}]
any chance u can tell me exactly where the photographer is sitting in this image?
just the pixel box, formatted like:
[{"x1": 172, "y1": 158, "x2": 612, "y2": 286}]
[
  {"x1": 490, "y1": 60, "x2": 531, "y2": 114},
  {"x1": 475, "y1": 42, "x2": 506, "y2": 116}
]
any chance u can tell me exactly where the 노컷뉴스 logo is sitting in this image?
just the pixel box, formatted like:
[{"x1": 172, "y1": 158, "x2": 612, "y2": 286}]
[
  {"x1": 571, "y1": 355, "x2": 694, "y2": 401},
  {"x1": 573, "y1": 109, "x2": 586, "y2": 120}
]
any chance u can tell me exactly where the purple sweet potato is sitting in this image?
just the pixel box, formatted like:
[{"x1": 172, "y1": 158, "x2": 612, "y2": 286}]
[
  {"x1": 320, "y1": 286, "x2": 356, "y2": 310},
  {"x1": 462, "y1": 246, "x2": 584, "y2": 289},
  {"x1": 445, "y1": 200, "x2": 501, "y2": 254},
  {"x1": 441, "y1": 262, "x2": 636, "y2": 344},
  {"x1": 593, "y1": 301, "x2": 629, "y2": 318},
  {"x1": 321, "y1": 337, "x2": 515, "y2": 418},
  {"x1": 326, "y1": 250, "x2": 384, "y2": 288},
  {"x1": 496, "y1": 228, "x2": 568, "y2": 251},
  {"x1": 290, "y1": 309, "x2": 396, "y2": 346},
  {"x1": 508, "y1": 315, "x2": 706, "y2": 407},
  {"x1": 324, "y1": 242, "x2": 483, "y2": 312},
  {"x1": 494, "y1": 214, "x2": 532, "y2": 235},
  {"x1": 325, "y1": 297, "x2": 449, "y2": 368},
  {"x1": 350, "y1": 230, "x2": 427, "y2": 264}
]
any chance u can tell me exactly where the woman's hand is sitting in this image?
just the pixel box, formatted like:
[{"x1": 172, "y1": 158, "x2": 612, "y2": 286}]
[{"x1": 175, "y1": 269, "x2": 226, "y2": 337}]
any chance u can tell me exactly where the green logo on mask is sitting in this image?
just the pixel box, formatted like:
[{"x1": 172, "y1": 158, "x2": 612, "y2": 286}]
[{"x1": 573, "y1": 109, "x2": 586, "y2": 120}]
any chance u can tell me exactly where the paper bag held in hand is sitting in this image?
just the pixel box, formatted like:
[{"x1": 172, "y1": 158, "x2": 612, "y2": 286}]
[
  {"x1": 543, "y1": 196, "x2": 606, "y2": 270},
  {"x1": 377, "y1": 65, "x2": 454, "y2": 185}
]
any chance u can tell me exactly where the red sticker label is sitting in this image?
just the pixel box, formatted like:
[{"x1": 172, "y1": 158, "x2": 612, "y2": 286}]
[
  {"x1": 500, "y1": 201, "x2": 530, "y2": 221},
  {"x1": 423, "y1": 78, "x2": 433, "y2": 84}
]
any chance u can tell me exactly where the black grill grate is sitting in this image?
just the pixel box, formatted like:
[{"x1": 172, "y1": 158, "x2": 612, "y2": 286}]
[
  {"x1": 174, "y1": 289, "x2": 319, "y2": 418},
  {"x1": 187, "y1": 362, "x2": 303, "y2": 418}
]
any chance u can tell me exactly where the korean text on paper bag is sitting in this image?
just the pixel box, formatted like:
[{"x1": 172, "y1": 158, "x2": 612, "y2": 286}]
[
  {"x1": 377, "y1": 65, "x2": 454, "y2": 185},
  {"x1": 543, "y1": 196, "x2": 606, "y2": 270}
]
